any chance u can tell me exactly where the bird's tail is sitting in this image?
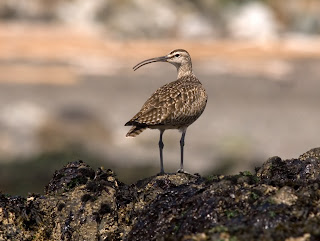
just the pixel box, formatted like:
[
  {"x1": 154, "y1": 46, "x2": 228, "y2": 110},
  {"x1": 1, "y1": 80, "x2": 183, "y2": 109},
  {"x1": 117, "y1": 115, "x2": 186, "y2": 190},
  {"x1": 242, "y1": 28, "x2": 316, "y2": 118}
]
[{"x1": 126, "y1": 126, "x2": 147, "y2": 137}]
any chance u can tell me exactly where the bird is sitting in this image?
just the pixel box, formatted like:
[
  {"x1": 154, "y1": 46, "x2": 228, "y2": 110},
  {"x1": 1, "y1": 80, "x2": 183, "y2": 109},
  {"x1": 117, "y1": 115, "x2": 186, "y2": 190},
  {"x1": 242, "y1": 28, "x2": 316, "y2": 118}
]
[{"x1": 125, "y1": 49, "x2": 207, "y2": 174}]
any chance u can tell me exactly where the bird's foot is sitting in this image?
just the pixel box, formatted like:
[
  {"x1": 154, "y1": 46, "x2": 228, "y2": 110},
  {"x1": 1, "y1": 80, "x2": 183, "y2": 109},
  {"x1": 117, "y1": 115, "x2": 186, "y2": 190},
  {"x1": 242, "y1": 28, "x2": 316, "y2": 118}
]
[
  {"x1": 176, "y1": 169, "x2": 197, "y2": 177},
  {"x1": 177, "y1": 169, "x2": 187, "y2": 174},
  {"x1": 157, "y1": 171, "x2": 166, "y2": 176}
]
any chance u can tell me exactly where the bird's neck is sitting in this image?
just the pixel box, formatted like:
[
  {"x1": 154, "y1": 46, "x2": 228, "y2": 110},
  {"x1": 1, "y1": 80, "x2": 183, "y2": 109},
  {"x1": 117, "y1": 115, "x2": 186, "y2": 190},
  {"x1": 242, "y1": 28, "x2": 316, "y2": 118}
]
[{"x1": 177, "y1": 64, "x2": 193, "y2": 79}]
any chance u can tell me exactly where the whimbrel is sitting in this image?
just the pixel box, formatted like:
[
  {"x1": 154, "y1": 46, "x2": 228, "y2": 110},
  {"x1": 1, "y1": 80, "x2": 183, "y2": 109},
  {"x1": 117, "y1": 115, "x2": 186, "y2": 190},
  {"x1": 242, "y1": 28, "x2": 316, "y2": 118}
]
[{"x1": 125, "y1": 49, "x2": 207, "y2": 174}]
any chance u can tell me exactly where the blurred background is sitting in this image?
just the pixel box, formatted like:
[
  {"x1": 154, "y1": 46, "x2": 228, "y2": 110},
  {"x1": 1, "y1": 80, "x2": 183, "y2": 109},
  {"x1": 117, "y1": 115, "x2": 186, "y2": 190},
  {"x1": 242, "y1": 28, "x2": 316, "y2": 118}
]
[{"x1": 0, "y1": 0, "x2": 320, "y2": 196}]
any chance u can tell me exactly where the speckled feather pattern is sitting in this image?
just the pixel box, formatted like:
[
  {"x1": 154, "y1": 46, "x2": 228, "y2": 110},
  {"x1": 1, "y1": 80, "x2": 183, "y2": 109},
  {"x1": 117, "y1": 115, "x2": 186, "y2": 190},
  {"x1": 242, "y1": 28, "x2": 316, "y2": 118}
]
[{"x1": 125, "y1": 74, "x2": 207, "y2": 136}]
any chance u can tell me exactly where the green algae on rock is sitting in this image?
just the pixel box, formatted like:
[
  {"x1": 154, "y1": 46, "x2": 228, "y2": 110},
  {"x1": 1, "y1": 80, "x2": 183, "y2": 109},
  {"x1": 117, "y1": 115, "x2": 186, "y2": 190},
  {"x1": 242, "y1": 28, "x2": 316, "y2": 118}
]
[{"x1": 1, "y1": 148, "x2": 320, "y2": 240}]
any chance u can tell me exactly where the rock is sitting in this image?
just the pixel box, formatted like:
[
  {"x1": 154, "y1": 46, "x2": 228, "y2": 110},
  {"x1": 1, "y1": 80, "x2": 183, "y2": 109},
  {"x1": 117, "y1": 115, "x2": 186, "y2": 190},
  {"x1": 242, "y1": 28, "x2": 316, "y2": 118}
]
[
  {"x1": 270, "y1": 186, "x2": 298, "y2": 206},
  {"x1": 226, "y1": 2, "x2": 279, "y2": 41},
  {"x1": 285, "y1": 233, "x2": 311, "y2": 241},
  {"x1": 0, "y1": 101, "x2": 48, "y2": 158},
  {"x1": 299, "y1": 147, "x2": 320, "y2": 161},
  {"x1": 1, "y1": 148, "x2": 320, "y2": 240},
  {"x1": 177, "y1": 13, "x2": 217, "y2": 39},
  {"x1": 1, "y1": 0, "x2": 320, "y2": 37}
]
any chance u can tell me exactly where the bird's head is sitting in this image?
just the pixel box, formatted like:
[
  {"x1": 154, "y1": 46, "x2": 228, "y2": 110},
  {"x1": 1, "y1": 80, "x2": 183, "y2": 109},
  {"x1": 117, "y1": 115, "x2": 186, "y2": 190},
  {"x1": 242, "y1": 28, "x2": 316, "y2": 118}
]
[{"x1": 133, "y1": 49, "x2": 192, "y2": 72}]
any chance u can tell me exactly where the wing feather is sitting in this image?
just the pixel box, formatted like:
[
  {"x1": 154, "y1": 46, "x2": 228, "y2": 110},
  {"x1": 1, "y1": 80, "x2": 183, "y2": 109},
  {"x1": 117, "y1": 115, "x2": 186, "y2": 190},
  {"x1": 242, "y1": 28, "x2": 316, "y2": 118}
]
[{"x1": 126, "y1": 78, "x2": 207, "y2": 127}]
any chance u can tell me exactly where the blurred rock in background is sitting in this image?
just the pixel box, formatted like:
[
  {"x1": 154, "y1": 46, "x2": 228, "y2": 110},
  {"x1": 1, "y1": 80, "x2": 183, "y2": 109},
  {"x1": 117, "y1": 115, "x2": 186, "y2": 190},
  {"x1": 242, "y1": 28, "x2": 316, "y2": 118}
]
[
  {"x1": 1, "y1": 0, "x2": 320, "y2": 38},
  {"x1": 0, "y1": 0, "x2": 320, "y2": 195},
  {"x1": 0, "y1": 101, "x2": 47, "y2": 159},
  {"x1": 226, "y1": 1, "x2": 279, "y2": 41}
]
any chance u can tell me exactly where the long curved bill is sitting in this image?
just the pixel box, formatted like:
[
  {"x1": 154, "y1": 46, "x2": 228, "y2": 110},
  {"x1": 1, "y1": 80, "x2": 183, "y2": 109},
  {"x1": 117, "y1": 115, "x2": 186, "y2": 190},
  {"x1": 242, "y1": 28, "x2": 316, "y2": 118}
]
[{"x1": 133, "y1": 56, "x2": 168, "y2": 71}]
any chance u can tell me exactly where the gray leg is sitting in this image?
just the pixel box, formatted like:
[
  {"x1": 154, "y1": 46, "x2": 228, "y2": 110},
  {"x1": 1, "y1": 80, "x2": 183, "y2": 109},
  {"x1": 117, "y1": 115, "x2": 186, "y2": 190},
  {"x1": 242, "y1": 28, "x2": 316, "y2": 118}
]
[
  {"x1": 159, "y1": 130, "x2": 165, "y2": 174},
  {"x1": 178, "y1": 129, "x2": 186, "y2": 173}
]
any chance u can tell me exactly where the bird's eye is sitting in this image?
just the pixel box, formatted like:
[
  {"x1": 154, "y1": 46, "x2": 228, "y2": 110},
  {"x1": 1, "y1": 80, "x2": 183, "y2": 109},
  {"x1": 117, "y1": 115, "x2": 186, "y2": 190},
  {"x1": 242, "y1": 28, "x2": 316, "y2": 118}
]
[{"x1": 175, "y1": 54, "x2": 180, "y2": 57}]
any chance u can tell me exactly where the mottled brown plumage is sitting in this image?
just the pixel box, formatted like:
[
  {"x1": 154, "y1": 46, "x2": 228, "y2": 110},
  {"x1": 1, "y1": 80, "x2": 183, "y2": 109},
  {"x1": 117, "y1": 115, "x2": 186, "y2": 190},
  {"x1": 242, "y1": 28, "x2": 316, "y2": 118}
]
[{"x1": 125, "y1": 49, "x2": 207, "y2": 173}]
